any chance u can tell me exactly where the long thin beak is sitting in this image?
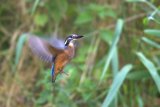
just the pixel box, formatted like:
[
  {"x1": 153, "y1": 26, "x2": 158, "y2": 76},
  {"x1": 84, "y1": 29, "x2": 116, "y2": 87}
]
[{"x1": 75, "y1": 35, "x2": 84, "y2": 39}]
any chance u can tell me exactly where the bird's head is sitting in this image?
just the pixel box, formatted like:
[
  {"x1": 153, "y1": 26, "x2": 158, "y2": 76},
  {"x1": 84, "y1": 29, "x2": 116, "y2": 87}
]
[{"x1": 64, "y1": 34, "x2": 83, "y2": 46}]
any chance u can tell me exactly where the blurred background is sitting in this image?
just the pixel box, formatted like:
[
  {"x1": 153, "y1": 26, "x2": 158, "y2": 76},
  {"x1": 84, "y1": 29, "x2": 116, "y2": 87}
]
[{"x1": 0, "y1": 0, "x2": 160, "y2": 107}]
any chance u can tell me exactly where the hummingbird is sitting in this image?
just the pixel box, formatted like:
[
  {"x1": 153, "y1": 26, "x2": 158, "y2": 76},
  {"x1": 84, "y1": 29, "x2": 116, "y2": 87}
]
[{"x1": 28, "y1": 34, "x2": 83, "y2": 82}]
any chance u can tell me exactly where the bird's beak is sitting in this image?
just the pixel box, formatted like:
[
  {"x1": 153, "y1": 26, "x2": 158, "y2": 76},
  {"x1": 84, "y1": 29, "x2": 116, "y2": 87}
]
[{"x1": 74, "y1": 35, "x2": 84, "y2": 39}]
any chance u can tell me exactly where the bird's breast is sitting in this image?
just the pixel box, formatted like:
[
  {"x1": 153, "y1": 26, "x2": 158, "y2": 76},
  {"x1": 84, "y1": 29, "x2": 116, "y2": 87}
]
[
  {"x1": 65, "y1": 44, "x2": 75, "y2": 58},
  {"x1": 54, "y1": 52, "x2": 72, "y2": 73},
  {"x1": 54, "y1": 45, "x2": 75, "y2": 74}
]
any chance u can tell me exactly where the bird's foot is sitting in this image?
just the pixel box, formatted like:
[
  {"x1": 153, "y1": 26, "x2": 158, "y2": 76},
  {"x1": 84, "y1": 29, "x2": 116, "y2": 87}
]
[{"x1": 60, "y1": 71, "x2": 69, "y2": 76}]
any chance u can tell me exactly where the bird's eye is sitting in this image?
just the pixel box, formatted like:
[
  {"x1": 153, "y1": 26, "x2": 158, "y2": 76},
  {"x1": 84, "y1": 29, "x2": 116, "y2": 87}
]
[{"x1": 69, "y1": 35, "x2": 73, "y2": 38}]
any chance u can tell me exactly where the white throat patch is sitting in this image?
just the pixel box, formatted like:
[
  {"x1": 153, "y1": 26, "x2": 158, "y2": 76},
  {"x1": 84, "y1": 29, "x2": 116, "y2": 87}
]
[{"x1": 68, "y1": 41, "x2": 74, "y2": 47}]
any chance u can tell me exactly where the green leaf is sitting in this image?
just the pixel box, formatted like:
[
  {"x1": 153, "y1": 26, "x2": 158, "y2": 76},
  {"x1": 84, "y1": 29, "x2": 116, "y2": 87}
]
[
  {"x1": 15, "y1": 34, "x2": 27, "y2": 66},
  {"x1": 99, "y1": 19, "x2": 124, "y2": 84},
  {"x1": 111, "y1": 47, "x2": 119, "y2": 76},
  {"x1": 144, "y1": 29, "x2": 160, "y2": 37},
  {"x1": 136, "y1": 95, "x2": 144, "y2": 107},
  {"x1": 143, "y1": 17, "x2": 149, "y2": 25},
  {"x1": 110, "y1": 47, "x2": 119, "y2": 107},
  {"x1": 31, "y1": 0, "x2": 40, "y2": 14},
  {"x1": 34, "y1": 14, "x2": 48, "y2": 26},
  {"x1": 142, "y1": 37, "x2": 160, "y2": 48},
  {"x1": 101, "y1": 64, "x2": 133, "y2": 107},
  {"x1": 136, "y1": 52, "x2": 160, "y2": 93}
]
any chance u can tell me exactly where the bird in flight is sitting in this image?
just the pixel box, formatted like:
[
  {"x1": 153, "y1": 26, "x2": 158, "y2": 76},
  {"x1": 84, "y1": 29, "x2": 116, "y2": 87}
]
[{"x1": 28, "y1": 34, "x2": 83, "y2": 82}]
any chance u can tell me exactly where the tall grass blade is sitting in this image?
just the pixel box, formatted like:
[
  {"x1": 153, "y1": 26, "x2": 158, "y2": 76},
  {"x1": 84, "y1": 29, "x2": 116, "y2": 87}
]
[
  {"x1": 111, "y1": 47, "x2": 119, "y2": 76},
  {"x1": 15, "y1": 34, "x2": 27, "y2": 66},
  {"x1": 31, "y1": 0, "x2": 40, "y2": 14},
  {"x1": 142, "y1": 37, "x2": 160, "y2": 49},
  {"x1": 137, "y1": 95, "x2": 144, "y2": 107},
  {"x1": 126, "y1": 0, "x2": 146, "y2": 2},
  {"x1": 144, "y1": 29, "x2": 160, "y2": 38},
  {"x1": 99, "y1": 19, "x2": 124, "y2": 84},
  {"x1": 101, "y1": 64, "x2": 133, "y2": 107},
  {"x1": 111, "y1": 47, "x2": 119, "y2": 107},
  {"x1": 136, "y1": 52, "x2": 160, "y2": 92}
]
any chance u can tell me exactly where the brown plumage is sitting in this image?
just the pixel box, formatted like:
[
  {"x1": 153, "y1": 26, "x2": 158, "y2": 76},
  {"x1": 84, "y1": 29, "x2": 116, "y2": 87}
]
[{"x1": 53, "y1": 43, "x2": 75, "y2": 81}]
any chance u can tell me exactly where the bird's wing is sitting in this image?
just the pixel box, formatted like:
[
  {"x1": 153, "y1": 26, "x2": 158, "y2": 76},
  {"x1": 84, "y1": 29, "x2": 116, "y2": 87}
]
[
  {"x1": 28, "y1": 34, "x2": 64, "y2": 63},
  {"x1": 49, "y1": 37, "x2": 66, "y2": 50}
]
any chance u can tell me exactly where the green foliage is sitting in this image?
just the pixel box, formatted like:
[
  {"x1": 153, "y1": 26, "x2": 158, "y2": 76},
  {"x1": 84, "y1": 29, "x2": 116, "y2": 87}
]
[
  {"x1": 126, "y1": 0, "x2": 146, "y2": 2},
  {"x1": 144, "y1": 29, "x2": 160, "y2": 37},
  {"x1": 142, "y1": 37, "x2": 160, "y2": 49},
  {"x1": 102, "y1": 64, "x2": 133, "y2": 107},
  {"x1": 75, "y1": 3, "x2": 116, "y2": 25},
  {"x1": 34, "y1": 13, "x2": 48, "y2": 26},
  {"x1": 31, "y1": 0, "x2": 41, "y2": 14},
  {"x1": 1, "y1": 0, "x2": 160, "y2": 107},
  {"x1": 46, "y1": 0, "x2": 68, "y2": 23},
  {"x1": 137, "y1": 52, "x2": 160, "y2": 92},
  {"x1": 35, "y1": 69, "x2": 53, "y2": 105},
  {"x1": 75, "y1": 12, "x2": 93, "y2": 25},
  {"x1": 99, "y1": 29, "x2": 113, "y2": 44},
  {"x1": 99, "y1": 19, "x2": 124, "y2": 84},
  {"x1": 127, "y1": 70, "x2": 151, "y2": 80}
]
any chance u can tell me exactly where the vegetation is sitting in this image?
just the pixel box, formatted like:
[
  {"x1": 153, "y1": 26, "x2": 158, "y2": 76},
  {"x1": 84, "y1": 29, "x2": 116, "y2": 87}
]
[{"x1": 0, "y1": 0, "x2": 160, "y2": 107}]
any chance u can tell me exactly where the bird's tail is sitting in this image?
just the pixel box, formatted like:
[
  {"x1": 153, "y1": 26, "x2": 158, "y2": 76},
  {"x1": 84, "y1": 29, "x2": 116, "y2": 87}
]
[{"x1": 51, "y1": 64, "x2": 56, "y2": 83}]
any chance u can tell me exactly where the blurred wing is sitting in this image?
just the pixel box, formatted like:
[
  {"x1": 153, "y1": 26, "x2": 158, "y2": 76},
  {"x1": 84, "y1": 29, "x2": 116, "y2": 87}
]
[
  {"x1": 49, "y1": 37, "x2": 66, "y2": 50},
  {"x1": 28, "y1": 35, "x2": 64, "y2": 63}
]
